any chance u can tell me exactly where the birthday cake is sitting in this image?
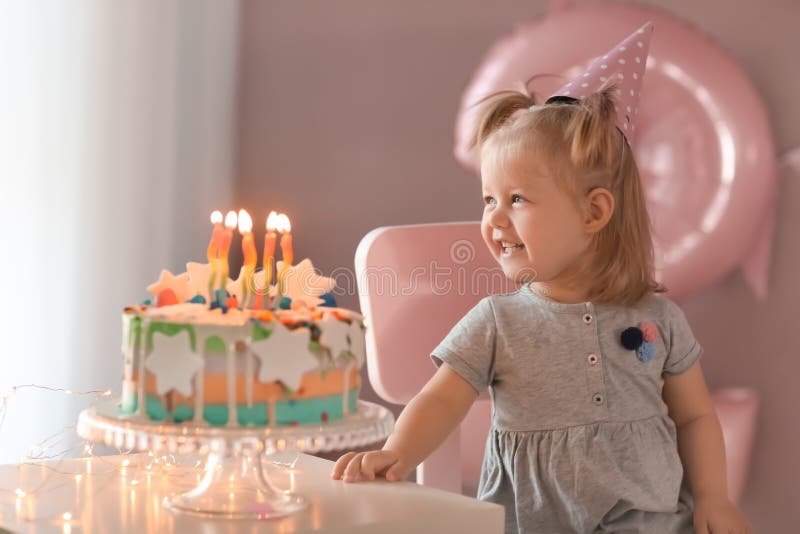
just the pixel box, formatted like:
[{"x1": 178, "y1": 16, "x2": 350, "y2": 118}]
[{"x1": 118, "y1": 210, "x2": 365, "y2": 428}]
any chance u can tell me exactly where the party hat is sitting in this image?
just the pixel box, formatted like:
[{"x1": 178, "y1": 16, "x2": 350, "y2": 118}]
[{"x1": 541, "y1": 21, "x2": 654, "y2": 147}]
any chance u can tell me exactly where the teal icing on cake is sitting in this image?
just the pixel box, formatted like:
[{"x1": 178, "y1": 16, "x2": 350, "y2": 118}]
[{"x1": 120, "y1": 390, "x2": 359, "y2": 426}]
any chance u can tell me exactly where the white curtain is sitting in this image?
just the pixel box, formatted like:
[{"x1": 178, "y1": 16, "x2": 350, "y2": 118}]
[{"x1": 0, "y1": 1, "x2": 239, "y2": 464}]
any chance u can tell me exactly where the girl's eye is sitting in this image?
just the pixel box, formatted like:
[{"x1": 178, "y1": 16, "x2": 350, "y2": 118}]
[
  {"x1": 483, "y1": 196, "x2": 496, "y2": 206},
  {"x1": 512, "y1": 194, "x2": 525, "y2": 204}
]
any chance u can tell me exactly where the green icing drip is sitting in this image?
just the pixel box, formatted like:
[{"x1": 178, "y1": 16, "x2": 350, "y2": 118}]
[
  {"x1": 320, "y1": 360, "x2": 337, "y2": 379},
  {"x1": 337, "y1": 350, "x2": 355, "y2": 363},
  {"x1": 122, "y1": 315, "x2": 143, "y2": 349},
  {"x1": 147, "y1": 322, "x2": 197, "y2": 352},
  {"x1": 131, "y1": 316, "x2": 142, "y2": 348},
  {"x1": 251, "y1": 322, "x2": 273, "y2": 342},
  {"x1": 204, "y1": 335, "x2": 226, "y2": 354}
]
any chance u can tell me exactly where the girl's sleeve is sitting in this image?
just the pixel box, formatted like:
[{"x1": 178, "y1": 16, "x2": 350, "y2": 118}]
[
  {"x1": 662, "y1": 299, "x2": 704, "y2": 375},
  {"x1": 430, "y1": 297, "x2": 497, "y2": 395}
]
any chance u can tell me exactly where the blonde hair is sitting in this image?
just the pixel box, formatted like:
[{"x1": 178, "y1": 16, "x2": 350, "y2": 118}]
[{"x1": 471, "y1": 77, "x2": 665, "y2": 307}]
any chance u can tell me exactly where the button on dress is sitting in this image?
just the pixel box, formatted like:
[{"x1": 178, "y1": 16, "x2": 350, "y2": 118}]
[{"x1": 431, "y1": 285, "x2": 702, "y2": 533}]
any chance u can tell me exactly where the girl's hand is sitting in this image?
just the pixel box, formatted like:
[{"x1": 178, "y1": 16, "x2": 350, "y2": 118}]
[
  {"x1": 331, "y1": 450, "x2": 412, "y2": 483},
  {"x1": 693, "y1": 494, "x2": 751, "y2": 534}
]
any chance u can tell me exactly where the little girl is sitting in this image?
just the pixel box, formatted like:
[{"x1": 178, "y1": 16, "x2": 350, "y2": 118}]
[{"x1": 332, "y1": 23, "x2": 750, "y2": 534}]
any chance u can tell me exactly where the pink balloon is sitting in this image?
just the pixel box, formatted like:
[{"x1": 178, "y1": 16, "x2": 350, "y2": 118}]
[{"x1": 454, "y1": 2, "x2": 778, "y2": 300}]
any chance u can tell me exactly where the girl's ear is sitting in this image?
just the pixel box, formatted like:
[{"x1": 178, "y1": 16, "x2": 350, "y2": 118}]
[{"x1": 583, "y1": 187, "x2": 615, "y2": 234}]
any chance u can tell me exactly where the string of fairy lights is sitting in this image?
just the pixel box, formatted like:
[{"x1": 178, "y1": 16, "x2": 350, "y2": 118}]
[
  {"x1": 0, "y1": 384, "x2": 188, "y2": 528},
  {"x1": 0, "y1": 384, "x2": 302, "y2": 529},
  {"x1": 0, "y1": 384, "x2": 114, "y2": 459}
]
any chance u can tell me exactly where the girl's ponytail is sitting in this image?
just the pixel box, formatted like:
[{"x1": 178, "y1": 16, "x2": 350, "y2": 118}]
[
  {"x1": 566, "y1": 78, "x2": 621, "y2": 171},
  {"x1": 470, "y1": 75, "x2": 560, "y2": 151},
  {"x1": 471, "y1": 88, "x2": 536, "y2": 151}
]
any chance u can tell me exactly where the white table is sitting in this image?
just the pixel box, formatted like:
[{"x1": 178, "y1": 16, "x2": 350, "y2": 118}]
[{"x1": 0, "y1": 452, "x2": 504, "y2": 533}]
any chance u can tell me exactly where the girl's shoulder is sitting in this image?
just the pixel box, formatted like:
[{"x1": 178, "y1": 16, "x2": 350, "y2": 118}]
[
  {"x1": 602, "y1": 292, "x2": 692, "y2": 332},
  {"x1": 481, "y1": 286, "x2": 544, "y2": 311},
  {"x1": 630, "y1": 292, "x2": 686, "y2": 317}
]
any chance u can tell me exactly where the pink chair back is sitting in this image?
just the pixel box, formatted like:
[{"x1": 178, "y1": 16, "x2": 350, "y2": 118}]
[
  {"x1": 356, "y1": 222, "x2": 502, "y2": 404},
  {"x1": 355, "y1": 222, "x2": 758, "y2": 501}
]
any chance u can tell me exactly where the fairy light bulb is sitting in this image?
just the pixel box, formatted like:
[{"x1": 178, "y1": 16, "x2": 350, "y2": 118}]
[{"x1": 0, "y1": 383, "x2": 137, "y2": 522}]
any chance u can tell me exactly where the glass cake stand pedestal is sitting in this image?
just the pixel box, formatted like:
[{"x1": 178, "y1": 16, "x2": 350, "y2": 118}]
[{"x1": 77, "y1": 398, "x2": 394, "y2": 520}]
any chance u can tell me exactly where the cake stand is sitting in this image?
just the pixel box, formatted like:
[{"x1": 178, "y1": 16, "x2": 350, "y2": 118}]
[{"x1": 77, "y1": 398, "x2": 394, "y2": 520}]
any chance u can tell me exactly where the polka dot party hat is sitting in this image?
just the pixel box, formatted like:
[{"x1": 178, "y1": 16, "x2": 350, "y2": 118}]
[{"x1": 541, "y1": 21, "x2": 654, "y2": 147}]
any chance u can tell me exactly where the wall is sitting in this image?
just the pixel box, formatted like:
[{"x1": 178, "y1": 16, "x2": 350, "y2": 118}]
[
  {"x1": 0, "y1": 0, "x2": 239, "y2": 464},
  {"x1": 234, "y1": 1, "x2": 800, "y2": 530}
]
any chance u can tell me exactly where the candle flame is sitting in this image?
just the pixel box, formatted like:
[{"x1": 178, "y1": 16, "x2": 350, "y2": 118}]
[
  {"x1": 266, "y1": 211, "x2": 280, "y2": 232},
  {"x1": 237, "y1": 209, "x2": 253, "y2": 234},
  {"x1": 210, "y1": 210, "x2": 223, "y2": 225},
  {"x1": 276, "y1": 213, "x2": 292, "y2": 233},
  {"x1": 224, "y1": 210, "x2": 238, "y2": 229}
]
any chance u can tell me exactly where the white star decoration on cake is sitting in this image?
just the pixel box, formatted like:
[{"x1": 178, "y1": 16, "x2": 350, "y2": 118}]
[
  {"x1": 318, "y1": 314, "x2": 351, "y2": 360},
  {"x1": 144, "y1": 330, "x2": 204, "y2": 396},
  {"x1": 185, "y1": 262, "x2": 234, "y2": 302},
  {"x1": 147, "y1": 269, "x2": 193, "y2": 302},
  {"x1": 250, "y1": 322, "x2": 318, "y2": 391},
  {"x1": 185, "y1": 262, "x2": 213, "y2": 301},
  {"x1": 274, "y1": 258, "x2": 336, "y2": 306}
]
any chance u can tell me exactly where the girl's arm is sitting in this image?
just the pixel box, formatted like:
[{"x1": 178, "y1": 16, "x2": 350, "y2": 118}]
[
  {"x1": 663, "y1": 361, "x2": 728, "y2": 499},
  {"x1": 662, "y1": 361, "x2": 751, "y2": 533},
  {"x1": 332, "y1": 363, "x2": 479, "y2": 482}
]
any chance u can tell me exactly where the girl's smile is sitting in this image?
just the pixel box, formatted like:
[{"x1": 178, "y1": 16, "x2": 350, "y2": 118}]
[
  {"x1": 499, "y1": 242, "x2": 525, "y2": 257},
  {"x1": 480, "y1": 151, "x2": 592, "y2": 287}
]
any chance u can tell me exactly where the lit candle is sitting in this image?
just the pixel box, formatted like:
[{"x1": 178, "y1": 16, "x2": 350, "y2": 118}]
[
  {"x1": 259, "y1": 211, "x2": 279, "y2": 309},
  {"x1": 218, "y1": 210, "x2": 238, "y2": 307},
  {"x1": 238, "y1": 209, "x2": 256, "y2": 309},
  {"x1": 277, "y1": 214, "x2": 293, "y2": 299},
  {"x1": 206, "y1": 210, "x2": 224, "y2": 302}
]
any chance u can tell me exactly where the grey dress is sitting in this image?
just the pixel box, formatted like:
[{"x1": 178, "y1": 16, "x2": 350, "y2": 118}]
[{"x1": 431, "y1": 286, "x2": 701, "y2": 534}]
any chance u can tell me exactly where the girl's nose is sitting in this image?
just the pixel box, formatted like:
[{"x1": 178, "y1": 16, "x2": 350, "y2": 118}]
[{"x1": 487, "y1": 206, "x2": 509, "y2": 228}]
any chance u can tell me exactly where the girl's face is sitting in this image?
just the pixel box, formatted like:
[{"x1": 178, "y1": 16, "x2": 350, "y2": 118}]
[{"x1": 480, "y1": 153, "x2": 592, "y2": 286}]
